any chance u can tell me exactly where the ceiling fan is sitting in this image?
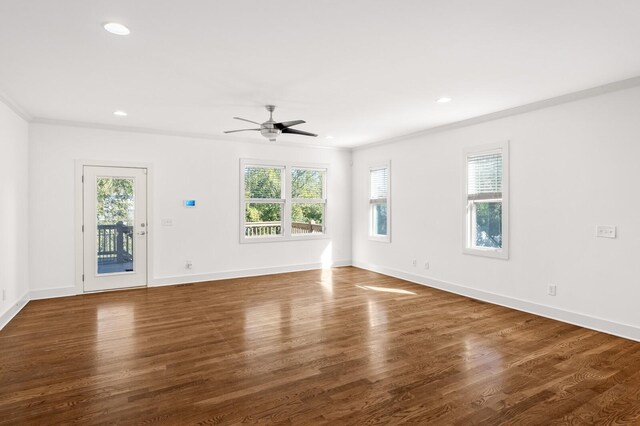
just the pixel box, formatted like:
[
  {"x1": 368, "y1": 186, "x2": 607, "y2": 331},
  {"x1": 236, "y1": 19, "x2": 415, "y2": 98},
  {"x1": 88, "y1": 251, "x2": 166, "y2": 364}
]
[{"x1": 224, "y1": 105, "x2": 318, "y2": 142}]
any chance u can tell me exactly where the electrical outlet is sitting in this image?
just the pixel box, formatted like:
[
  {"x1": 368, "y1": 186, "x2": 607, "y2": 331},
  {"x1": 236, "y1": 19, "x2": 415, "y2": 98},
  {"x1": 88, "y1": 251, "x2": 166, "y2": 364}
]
[
  {"x1": 161, "y1": 218, "x2": 173, "y2": 227},
  {"x1": 424, "y1": 262, "x2": 430, "y2": 270},
  {"x1": 186, "y1": 260, "x2": 193, "y2": 270},
  {"x1": 548, "y1": 284, "x2": 557, "y2": 296},
  {"x1": 412, "y1": 259, "x2": 417, "y2": 267},
  {"x1": 596, "y1": 225, "x2": 616, "y2": 239}
]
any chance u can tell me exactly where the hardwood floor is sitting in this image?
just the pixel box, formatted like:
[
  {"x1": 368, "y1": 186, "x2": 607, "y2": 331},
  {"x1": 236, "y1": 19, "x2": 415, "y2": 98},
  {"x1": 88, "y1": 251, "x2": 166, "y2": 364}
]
[{"x1": 1, "y1": 267, "x2": 640, "y2": 425}]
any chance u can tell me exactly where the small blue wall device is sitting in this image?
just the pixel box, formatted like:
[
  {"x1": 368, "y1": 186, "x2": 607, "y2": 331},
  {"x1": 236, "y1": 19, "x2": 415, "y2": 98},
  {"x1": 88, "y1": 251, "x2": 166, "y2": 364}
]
[{"x1": 184, "y1": 200, "x2": 196, "y2": 207}]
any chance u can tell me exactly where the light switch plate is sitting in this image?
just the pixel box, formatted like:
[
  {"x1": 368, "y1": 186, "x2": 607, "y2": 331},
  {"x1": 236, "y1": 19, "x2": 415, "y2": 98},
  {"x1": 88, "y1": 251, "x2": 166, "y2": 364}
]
[
  {"x1": 161, "y1": 218, "x2": 173, "y2": 227},
  {"x1": 596, "y1": 225, "x2": 616, "y2": 239}
]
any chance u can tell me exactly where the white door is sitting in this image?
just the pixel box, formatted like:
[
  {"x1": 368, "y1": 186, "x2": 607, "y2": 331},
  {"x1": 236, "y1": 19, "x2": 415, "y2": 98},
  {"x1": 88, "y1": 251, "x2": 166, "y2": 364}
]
[{"x1": 83, "y1": 166, "x2": 148, "y2": 292}]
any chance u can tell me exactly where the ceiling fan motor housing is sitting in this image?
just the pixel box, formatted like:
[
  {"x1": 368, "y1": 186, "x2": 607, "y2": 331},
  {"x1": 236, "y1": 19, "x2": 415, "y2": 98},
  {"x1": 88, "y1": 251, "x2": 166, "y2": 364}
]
[{"x1": 260, "y1": 121, "x2": 282, "y2": 141}]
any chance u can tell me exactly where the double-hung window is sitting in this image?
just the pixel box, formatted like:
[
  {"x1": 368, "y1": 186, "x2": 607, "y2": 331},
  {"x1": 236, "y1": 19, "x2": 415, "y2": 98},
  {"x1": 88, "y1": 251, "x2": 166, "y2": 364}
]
[
  {"x1": 243, "y1": 164, "x2": 285, "y2": 238},
  {"x1": 369, "y1": 164, "x2": 390, "y2": 242},
  {"x1": 241, "y1": 159, "x2": 327, "y2": 242},
  {"x1": 291, "y1": 168, "x2": 326, "y2": 235},
  {"x1": 463, "y1": 142, "x2": 509, "y2": 259}
]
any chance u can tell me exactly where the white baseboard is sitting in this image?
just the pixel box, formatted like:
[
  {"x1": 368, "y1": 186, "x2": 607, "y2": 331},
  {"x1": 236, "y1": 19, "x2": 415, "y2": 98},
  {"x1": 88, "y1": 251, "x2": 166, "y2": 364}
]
[
  {"x1": 30, "y1": 286, "x2": 78, "y2": 300},
  {"x1": 151, "y1": 259, "x2": 353, "y2": 287},
  {"x1": 0, "y1": 291, "x2": 29, "y2": 331},
  {"x1": 353, "y1": 260, "x2": 640, "y2": 342},
  {"x1": 22, "y1": 260, "x2": 352, "y2": 304}
]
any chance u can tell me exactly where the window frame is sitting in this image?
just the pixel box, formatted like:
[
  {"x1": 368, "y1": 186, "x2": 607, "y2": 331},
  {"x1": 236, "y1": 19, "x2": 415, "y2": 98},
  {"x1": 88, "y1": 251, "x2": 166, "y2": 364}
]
[
  {"x1": 368, "y1": 162, "x2": 391, "y2": 243},
  {"x1": 290, "y1": 166, "x2": 327, "y2": 239},
  {"x1": 462, "y1": 142, "x2": 509, "y2": 259},
  {"x1": 240, "y1": 159, "x2": 329, "y2": 243}
]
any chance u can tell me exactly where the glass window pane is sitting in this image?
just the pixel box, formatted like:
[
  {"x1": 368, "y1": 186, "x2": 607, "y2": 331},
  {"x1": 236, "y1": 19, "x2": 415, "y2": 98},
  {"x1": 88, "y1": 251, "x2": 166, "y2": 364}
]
[
  {"x1": 96, "y1": 177, "x2": 135, "y2": 274},
  {"x1": 291, "y1": 203, "x2": 324, "y2": 234},
  {"x1": 372, "y1": 202, "x2": 388, "y2": 236},
  {"x1": 245, "y1": 203, "x2": 283, "y2": 237},
  {"x1": 472, "y1": 201, "x2": 502, "y2": 248},
  {"x1": 244, "y1": 166, "x2": 282, "y2": 199},
  {"x1": 292, "y1": 169, "x2": 325, "y2": 199}
]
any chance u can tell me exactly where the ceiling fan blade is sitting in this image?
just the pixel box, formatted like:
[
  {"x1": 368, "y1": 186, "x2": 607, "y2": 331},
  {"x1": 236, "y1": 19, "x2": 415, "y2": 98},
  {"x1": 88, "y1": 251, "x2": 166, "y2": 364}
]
[
  {"x1": 275, "y1": 120, "x2": 305, "y2": 129},
  {"x1": 281, "y1": 128, "x2": 318, "y2": 137},
  {"x1": 224, "y1": 128, "x2": 261, "y2": 133},
  {"x1": 233, "y1": 117, "x2": 262, "y2": 125}
]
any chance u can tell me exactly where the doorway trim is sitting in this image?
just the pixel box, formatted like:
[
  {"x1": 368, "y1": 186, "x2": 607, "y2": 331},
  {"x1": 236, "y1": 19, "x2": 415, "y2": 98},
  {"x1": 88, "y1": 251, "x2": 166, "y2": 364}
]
[{"x1": 74, "y1": 159, "x2": 154, "y2": 295}]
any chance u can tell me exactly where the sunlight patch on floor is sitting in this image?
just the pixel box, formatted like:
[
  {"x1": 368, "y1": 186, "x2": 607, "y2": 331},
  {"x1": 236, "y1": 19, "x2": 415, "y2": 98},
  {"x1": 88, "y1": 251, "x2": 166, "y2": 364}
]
[
  {"x1": 319, "y1": 268, "x2": 333, "y2": 295},
  {"x1": 356, "y1": 285, "x2": 416, "y2": 295}
]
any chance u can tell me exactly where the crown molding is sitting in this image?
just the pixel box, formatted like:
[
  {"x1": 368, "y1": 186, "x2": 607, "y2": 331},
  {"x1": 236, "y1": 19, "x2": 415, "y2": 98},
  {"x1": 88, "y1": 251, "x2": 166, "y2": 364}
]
[
  {"x1": 0, "y1": 90, "x2": 32, "y2": 122},
  {"x1": 15, "y1": 74, "x2": 640, "y2": 153},
  {"x1": 30, "y1": 117, "x2": 352, "y2": 152},
  {"x1": 352, "y1": 75, "x2": 640, "y2": 152}
]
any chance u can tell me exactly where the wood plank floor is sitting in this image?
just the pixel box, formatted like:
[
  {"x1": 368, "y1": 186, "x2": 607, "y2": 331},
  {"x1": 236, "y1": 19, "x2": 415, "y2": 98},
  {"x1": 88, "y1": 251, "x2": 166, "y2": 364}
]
[{"x1": 1, "y1": 267, "x2": 640, "y2": 425}]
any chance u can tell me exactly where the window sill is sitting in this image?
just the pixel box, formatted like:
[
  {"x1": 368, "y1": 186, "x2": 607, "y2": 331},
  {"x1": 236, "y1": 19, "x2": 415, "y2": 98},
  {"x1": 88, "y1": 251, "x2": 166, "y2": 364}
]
[
  {"x1": 463, "y1": 247, "x2": 508, "y2": 260},
  {"x1": 240, "y1": 233, "x2": 330, "y2": 244},
  {"x1": 369, "y1": 235, "x2": 391, "y2": 243}
]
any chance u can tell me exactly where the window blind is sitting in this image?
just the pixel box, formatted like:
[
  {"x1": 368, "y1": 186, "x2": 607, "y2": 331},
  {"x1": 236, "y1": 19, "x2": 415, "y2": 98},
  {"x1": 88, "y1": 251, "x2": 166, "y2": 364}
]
[
  {"x1": 370, "y1": 168, "x2": 389, "y2": 200},
  {"x1": 467, "y1": 152, "x2": 502, "y2": 201}
]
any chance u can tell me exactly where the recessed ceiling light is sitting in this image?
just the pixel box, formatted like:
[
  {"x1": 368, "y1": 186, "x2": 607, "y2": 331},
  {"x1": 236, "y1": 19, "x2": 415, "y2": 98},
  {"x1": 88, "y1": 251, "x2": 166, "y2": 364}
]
[
  {"x1": 113, "y1": 110, "x2": 128, "y2": 117},
  {"x1": 325, "y1": 135, "x2": 334, "y2": 139},
  {"x1": 436, "y1": 97, "x2": 452, "y2": 103},
  {"x1": 103, "y1": 22, "x2": 130, "y2": 36}
]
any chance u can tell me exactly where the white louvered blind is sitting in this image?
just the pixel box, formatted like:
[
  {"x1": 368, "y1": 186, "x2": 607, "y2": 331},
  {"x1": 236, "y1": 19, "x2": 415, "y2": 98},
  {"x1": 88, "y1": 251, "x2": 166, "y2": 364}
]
[
  {"x1": 467, "y1": 152, "x2": 502, "y2": 201},
  {"x1": 370, "y1": 168, "x2": 389, "y2": 200}
]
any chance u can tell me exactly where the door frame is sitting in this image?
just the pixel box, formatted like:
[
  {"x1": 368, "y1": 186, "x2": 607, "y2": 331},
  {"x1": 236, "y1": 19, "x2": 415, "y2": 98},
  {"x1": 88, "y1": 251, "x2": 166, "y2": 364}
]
[{"x1": 74, "y1": 159, "x2": 154, "y2": 294}]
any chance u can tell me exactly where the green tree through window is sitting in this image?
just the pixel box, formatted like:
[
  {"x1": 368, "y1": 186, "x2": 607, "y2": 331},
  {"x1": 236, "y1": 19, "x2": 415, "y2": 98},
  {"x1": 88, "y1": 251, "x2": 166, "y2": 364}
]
[
  {"x1": 244, "y1": 167, "x2": 282, "y2": 223},
  {"x1": 97, "y1": 178, "x2": 134, "y2": 225},
  {"x1": 291, "y1": 169, "x2": 324, "y2": 226}
]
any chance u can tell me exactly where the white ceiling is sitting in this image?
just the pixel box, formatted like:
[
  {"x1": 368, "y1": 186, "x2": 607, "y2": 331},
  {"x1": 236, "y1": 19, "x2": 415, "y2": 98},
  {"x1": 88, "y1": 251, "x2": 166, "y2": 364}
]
[{"x1": 1, "y1": 1, "x2": 640, "y2": 148}]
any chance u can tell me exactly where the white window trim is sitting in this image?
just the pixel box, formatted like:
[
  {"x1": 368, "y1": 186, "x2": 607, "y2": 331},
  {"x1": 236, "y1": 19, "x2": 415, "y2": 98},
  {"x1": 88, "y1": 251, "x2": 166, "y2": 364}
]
[
  {"x1": 369, "y1": 162, "x2": 391, "y2": 243},
  {"x1": 240, "y1": 158, "x2": 329, "y2": 243},
  {"x1": 462, "y1": 141, "x2": 509, "y2": 259}
]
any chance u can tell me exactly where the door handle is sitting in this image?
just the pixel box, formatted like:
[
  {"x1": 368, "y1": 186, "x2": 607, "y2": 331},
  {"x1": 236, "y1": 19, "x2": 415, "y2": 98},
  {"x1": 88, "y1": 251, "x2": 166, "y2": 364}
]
[{"x1": 138, "y1": 231, "x2": 146, "y2": 236}]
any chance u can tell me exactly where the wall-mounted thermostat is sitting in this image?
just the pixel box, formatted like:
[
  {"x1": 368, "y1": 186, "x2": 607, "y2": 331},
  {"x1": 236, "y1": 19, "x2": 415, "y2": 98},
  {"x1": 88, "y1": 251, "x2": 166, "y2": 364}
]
[{"x1": 184, "y1": 200, "x2": 196, "y2": 208}]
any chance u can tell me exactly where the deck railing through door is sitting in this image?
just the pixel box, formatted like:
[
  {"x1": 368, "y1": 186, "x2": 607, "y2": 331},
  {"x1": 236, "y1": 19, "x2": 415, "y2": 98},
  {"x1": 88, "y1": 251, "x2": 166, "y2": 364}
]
[{"x1": 97, "y1": 221, "x2": 134, "y2": 264}]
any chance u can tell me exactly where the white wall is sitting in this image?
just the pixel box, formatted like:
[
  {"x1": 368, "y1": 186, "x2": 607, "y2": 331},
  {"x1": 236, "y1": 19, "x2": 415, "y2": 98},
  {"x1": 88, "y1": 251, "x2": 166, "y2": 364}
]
[
  {"x1": 352, "y1": 85, "x2": 640, "y2": 339},
  {"x1": 0, "y1": 101, "x2": 29, "y2": 326},
  {"x1": 29, "y1": 124, "x2": 352, "y2": 295}
]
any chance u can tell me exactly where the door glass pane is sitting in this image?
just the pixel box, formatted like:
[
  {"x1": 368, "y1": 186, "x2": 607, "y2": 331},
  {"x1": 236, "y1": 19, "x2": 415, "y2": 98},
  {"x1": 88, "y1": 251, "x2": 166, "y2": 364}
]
[
  {"x1": 291, "y1": 203, "x2": 324, "y2": 234},
  {"x1": 245, "y1": 203, "x2": 283, "y2": 237},
  {"x1": 96, "y1": 177, "x2": 135, "y2": 274},
  {"x1": 472, "y1": 201, "x2": 502, "y2": 248}
]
